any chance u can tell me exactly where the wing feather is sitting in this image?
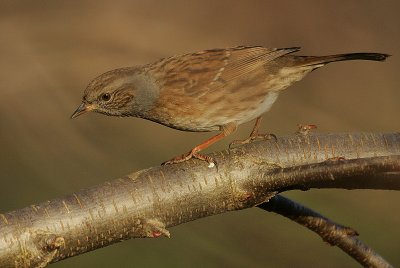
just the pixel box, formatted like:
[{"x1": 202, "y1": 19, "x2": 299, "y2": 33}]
[{"x1": 147, "y1": 46, "x2": 300, "y2": 97}]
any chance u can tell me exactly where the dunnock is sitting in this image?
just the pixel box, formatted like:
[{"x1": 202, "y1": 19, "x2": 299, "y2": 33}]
[{"x1": 71, "y1": 46, "x2": 389, "y2": 166}]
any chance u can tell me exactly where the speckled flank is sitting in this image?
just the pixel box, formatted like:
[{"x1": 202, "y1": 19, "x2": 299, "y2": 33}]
[{"x1": 145, "y1": 46, "x2": 301, "y2": 131}]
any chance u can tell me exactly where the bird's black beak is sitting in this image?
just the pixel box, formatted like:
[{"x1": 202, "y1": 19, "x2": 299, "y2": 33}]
[{"x1": 70, "y1": 102, "x2": 94, "y2": 119}]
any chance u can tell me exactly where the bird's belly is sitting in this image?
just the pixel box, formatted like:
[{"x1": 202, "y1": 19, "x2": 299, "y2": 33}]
[
  {"x1": 181, "y1": 91, "x2": 279, "y2": 131},
  {"x1": 148, "y1": 68, "x2": 296, "y2": 132},
  {"x1": 234, "y1": 92, "x2": 279, "y2": 124},
  {"x1": 148, "y1": 65, "x2": 313, "y2": 132}
]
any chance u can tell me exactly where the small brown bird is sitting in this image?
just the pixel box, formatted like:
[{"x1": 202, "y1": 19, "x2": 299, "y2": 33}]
[{"x1": 71, "y1": 46, "x2": 389, "y2": 166}]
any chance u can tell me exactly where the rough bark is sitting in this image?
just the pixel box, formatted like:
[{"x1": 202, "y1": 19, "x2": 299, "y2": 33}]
[
  {"x1": 0, "y1": 132, "x2": 399, "y2": 267},
  {"x1": 259, "y1": 196, "x2": 393, "y2": 268}
]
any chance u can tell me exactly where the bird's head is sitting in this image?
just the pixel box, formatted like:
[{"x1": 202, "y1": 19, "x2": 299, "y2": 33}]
[{"x1": 71, "y1": 67, "x2": 157, "y2": 119}]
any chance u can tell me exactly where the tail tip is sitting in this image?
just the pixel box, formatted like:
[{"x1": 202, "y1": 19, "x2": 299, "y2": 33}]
[{"x1": 376, "y1": 53, "x2": 391, "y2": 61}]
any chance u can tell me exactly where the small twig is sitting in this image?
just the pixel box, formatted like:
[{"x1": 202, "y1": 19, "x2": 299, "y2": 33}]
[{"x1": 258, "y1": 195, "x2": 393, "y2": 268}]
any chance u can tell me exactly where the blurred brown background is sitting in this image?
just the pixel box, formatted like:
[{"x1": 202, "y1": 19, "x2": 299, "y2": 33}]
[{"x1": 1, "y1": 1, "x2": 399, "y2": 267}]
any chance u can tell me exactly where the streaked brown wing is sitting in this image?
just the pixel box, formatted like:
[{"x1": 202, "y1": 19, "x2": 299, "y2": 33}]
[{"x1": 147, "y1": 46, "x2": 300, "y2": 97}]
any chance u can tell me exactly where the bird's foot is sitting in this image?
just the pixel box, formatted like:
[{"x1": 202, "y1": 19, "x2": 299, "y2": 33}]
[
  {"x1": 229, "y1": 133, "x2": 277, "y2": 148},
  {"x1": 162, "y1": 149, "x2": 217, "y2": 168}
]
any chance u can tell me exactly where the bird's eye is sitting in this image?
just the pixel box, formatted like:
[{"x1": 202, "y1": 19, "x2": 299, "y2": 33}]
[{"x1": 101, "y1": 93, "x2": 111, "y2": 102}]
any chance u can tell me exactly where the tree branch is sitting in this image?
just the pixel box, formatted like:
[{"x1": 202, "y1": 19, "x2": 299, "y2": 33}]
[
  {"x1": 0, "y1": 132, "x2": 399, "y2": 267},
  {"x1": 258, "y1": 195, "x2": 393, "y2": 268}
]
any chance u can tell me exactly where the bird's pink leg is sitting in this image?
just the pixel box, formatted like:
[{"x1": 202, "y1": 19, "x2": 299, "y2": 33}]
[
  {"x1": 229, "y1": 117, "x2": 276, "y2": 148},
  {"x1": 162, "y1": 123, "x2": 237, "y2": 166}
]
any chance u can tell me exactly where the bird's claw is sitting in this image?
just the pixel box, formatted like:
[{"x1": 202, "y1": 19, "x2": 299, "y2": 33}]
[
  {"x1": 229, "y1": 133, "x2": 277, "y2": 149},
  {"x1": 161, "y1": 151, "x2": 193, "y2": 165},
  {"x1": 162, "y1": 151, "x2": 217, "y2": 169}
]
